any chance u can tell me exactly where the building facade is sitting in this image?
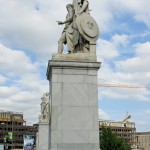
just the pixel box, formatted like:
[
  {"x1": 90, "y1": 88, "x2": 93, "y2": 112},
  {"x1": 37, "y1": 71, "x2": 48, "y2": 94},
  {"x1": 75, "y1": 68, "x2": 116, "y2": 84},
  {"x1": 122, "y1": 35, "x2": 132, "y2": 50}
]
[
  {"x1": 0, "y1": 110, "x2": 38, "y2": 149},
  {"x1": 136, "y1": 132, "x2": 150, "y2": 150},
  {"x1": 99, "y1": 120, "x2": 137, "y2": 149}
]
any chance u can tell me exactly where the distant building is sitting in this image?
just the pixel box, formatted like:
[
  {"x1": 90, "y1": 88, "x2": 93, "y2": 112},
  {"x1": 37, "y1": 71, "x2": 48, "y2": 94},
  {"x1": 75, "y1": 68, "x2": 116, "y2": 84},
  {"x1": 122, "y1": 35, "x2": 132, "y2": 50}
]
[
  {"x1": 0, "y1": 110, "x2": 38, "y2": 149},
  {"x1": 99, "y1": 120, "x2": 137, "y2": 149},
  {"x1": 136, "y1": 132, "x2": 150, "y2": 150}
]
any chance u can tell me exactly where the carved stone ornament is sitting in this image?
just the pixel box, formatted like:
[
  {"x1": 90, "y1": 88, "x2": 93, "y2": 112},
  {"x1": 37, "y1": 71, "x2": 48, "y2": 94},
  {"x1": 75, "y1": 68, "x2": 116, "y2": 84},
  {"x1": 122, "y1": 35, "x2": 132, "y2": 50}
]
[
  {"x1": 76, "y1": 13, "x2": 99, "y2": 42},
  {"x1": 39, "y1": 92, "x2": 50, "y2": 122}
]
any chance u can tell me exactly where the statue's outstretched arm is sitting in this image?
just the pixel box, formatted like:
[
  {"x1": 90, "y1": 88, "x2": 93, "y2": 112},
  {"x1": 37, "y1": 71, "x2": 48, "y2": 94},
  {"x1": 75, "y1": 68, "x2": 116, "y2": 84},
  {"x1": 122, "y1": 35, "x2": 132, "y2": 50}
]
[
  {"x1": 57, "y1": 11, "x2": 73, "y2": 25},
  {"x1": 63, "y1": 14, "x2": 73, "y2": 24}
]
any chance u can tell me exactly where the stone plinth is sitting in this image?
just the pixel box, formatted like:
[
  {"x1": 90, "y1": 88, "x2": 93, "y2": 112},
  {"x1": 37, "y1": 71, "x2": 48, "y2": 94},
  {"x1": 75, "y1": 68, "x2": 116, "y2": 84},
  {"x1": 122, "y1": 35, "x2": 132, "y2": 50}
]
[
  {"x1": 52, "y1": 52, "x2": 97, "y2": 62},
  {"x1": 47, "y1": 55, "x2": 101, "y2": 150},
  {"x1": 38, "y1": 122, "x2": 49, "y2": 150}
]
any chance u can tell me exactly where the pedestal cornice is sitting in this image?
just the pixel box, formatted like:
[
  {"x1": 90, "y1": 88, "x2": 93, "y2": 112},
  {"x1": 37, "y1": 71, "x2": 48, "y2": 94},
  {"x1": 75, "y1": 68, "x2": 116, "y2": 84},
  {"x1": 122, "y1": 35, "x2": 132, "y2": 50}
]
[{"x1": 46, "y1": 59, "x2": 101, "y2": 80}]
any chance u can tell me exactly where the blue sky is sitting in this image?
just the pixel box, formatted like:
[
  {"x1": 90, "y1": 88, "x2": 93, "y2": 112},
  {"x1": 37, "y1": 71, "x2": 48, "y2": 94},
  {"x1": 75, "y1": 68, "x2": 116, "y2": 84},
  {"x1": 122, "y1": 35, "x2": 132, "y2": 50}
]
[{"x1": 0, "y1": 0, "x2": 150, "y2": 131}]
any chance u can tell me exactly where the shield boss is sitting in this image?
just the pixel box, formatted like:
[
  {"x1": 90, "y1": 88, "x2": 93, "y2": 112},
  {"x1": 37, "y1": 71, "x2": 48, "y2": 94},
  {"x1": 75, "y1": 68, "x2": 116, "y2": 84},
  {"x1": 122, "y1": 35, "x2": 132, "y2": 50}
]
[{"x1": 76, "y1": 13, "x2": 99, "y2": 42}]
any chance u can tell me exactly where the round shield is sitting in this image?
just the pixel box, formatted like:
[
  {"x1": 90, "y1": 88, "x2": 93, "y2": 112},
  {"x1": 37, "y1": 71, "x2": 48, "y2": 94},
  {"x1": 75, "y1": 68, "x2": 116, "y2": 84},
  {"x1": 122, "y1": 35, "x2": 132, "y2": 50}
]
[{"x1": 76, "y1": 13, "x2": 99, "y2": 42}]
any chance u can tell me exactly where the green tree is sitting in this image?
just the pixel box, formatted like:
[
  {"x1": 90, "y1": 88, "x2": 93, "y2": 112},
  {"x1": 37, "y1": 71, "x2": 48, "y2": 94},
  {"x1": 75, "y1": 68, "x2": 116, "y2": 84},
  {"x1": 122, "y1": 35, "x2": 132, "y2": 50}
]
[{"x1": 100, "y1": 126, "x2": 131, "y2": 150}]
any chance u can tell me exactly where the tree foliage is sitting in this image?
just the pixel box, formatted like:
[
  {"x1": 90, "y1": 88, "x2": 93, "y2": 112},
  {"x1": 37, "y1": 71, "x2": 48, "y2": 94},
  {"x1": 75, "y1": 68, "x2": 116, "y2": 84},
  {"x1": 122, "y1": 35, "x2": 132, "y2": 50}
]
[{"x1": 100, "y1": 126, "x2": 132, "y2": 150}]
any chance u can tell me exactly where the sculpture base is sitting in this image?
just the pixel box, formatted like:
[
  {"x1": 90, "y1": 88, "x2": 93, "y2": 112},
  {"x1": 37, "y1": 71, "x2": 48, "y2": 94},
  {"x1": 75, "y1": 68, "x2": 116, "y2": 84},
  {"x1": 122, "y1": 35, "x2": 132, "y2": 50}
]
[
  {"x1": 46, "y1": 59, "x2": 101, "y2": 150},
  {"x1": 52, "y1": 53, "x2": 97, "y2": 62},
  {"x1": 37, "y1": 122, "x2": 49, "y2": 150},
  {"x1": 50, "y1": 144, "x2": 100, "y2": 150}
]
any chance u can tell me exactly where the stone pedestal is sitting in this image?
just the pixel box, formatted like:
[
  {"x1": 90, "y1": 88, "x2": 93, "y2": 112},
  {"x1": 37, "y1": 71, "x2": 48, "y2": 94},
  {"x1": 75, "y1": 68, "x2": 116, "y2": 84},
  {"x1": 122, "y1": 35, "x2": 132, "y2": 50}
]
[
  {"x1": 46, "y1": 54, "x2": 101, "y2": 150},
  {"x1": 38, "y1": 122, "x2": 50, "y2": 150}
]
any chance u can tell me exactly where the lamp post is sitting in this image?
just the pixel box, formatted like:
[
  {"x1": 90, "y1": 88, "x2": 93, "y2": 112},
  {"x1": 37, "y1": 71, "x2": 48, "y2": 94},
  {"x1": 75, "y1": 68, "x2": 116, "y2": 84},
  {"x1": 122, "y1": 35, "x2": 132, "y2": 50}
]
[
  {"x1": 3, "y1": 135, "x2": 6, "y2": 150},
  {"x1": 12, "y1": 120, "x2": 13, "y2": 150},
  {"x1": 11, "y1": 117, "x2": 14, "y2": 150},
  {"x1": 3, "y1": 135, "x2": 9, "y2": 150},
  {"x1": 1, "y1": 122, "x2": 8, "y2": 150}
]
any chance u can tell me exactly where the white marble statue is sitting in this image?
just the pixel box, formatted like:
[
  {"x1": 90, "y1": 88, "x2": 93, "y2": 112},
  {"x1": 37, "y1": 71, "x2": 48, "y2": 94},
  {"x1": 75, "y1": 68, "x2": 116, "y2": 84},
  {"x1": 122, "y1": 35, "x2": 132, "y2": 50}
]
[
  {"x1": 57, "y1": 4, "x2": 74, "y2": 54},
  {"x1": 57, "y1": 0, "x2": 99, "y2": 54}
]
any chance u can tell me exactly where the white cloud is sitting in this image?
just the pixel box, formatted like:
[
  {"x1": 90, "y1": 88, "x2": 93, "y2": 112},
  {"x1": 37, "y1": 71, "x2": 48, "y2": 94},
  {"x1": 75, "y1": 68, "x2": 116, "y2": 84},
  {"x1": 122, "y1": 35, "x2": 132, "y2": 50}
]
[
  {"x1": 0, "y1": 86, "x2": 47, "y2": 123},
  {"x1": 128, "y1": 1, "x2": 150, "y2": 28},
  {"x1": 99, "y1": 87, "x2": 150, "y2": 102},
  {"x1": 0, "y1": 0, "x2": 65, "y2": 58},
  {"x1": 98, "y1": 39, "x2": 150, "y2": 83},
  {"x1": 16, "y1": 74, "x2": 48, "y2": 91},
  {"x1": 0, "y1": 74, "x2": 7, "y2": 84},
  {"x1": 90, "y1": 0, "x2": 150, "y2": 34},
  {"x1": 0, "y1": 90, "x2": 42, "y2": 123},
  {"x1": 115, "y1": 42, "x2": 150, "y2": 83},
  {"x1": 111, "y1": 34, "x2": 130, "y2": 47},
  {"x1": 135, "y1": 42, "x2": 150, "y2": 57},
  {"x1": 98, "y1": 39, "x2": 150, "y2": 102},
  {"x1": 99, "y1": 109, "x2": 110, "y2": 120},
  {"x1": 0, "y1": 43, "x2": 48, "y2": 123},
  {"x1": 111, "y1": 0, "x2": 150, "y2": 28},
  {"x1": 97, "y1": 33, "x2": 132, "y2": 62},
  {"x1": 0, "y1": 86, "x2": 20, "y2": 98},
  {"x1": 90, "y1": 0, "x2": 114, "y2": 33},
  {"x1": 0, "y1": 44, "x2": 36, "y2": 76},
  {"x1": 97, "y1": 39, "x2": 119, "y2": 61}
]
